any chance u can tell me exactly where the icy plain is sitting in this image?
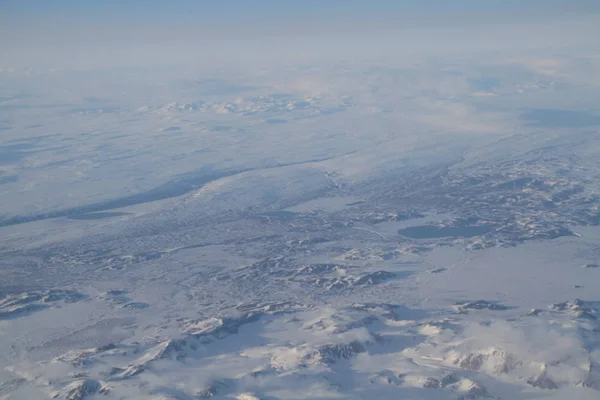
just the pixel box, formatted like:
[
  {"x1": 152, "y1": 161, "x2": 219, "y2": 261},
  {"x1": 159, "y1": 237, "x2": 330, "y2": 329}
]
[{"x1": 2, "y1": 44, "x2": 600, "y2": 400}]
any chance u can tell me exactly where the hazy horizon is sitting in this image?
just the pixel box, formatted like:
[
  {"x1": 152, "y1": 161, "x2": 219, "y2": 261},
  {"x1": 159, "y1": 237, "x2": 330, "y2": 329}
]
[{"x1": 2, "y1": 1, "x2": 600, "y2": 70}]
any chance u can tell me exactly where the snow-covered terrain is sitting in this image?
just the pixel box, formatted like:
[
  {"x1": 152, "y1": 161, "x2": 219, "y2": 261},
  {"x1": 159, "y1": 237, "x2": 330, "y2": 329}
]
[{"x1": 2, "y1": 26, "x2": 600, "y2": 400}]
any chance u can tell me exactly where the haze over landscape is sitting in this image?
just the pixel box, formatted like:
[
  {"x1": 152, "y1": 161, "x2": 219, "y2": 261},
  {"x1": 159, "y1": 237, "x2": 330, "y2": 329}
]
[{"x1": 2, "y1": 1, "x2": 600, "y2": 399}]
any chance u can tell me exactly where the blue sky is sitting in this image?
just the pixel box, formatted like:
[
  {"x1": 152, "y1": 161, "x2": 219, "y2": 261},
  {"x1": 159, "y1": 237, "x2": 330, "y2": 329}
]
[
  {"x1": 2, "y1": 1, "x2": 599, "y2": 70},
  {"x1": 2, "y1": 1, "x2": 598, "y2": 44},
  {"x1": 4, "y1": 0, "x2": 600, "y2": 27}
]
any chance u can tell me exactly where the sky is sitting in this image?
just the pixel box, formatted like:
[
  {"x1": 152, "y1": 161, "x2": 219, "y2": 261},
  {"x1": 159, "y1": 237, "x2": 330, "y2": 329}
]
[
  {"x1": 4, "y1": 1, "x2": 600, "y2": 33},
  {"x1": 4, "y1": 1, "x2": 600, "y2": 22},
  {"x1": 1, "y1": 1, "x2": 600, "y2": 70}
]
